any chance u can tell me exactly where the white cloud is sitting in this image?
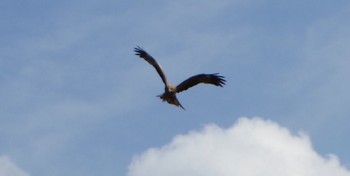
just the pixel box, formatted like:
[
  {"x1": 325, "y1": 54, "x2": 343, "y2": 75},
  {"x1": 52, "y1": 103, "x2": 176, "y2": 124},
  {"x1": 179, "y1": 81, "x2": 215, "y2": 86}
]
[
  {"x1": 128, "y1": 117, "x2": 350, "y2": 176},
  {"x1": 0, "y1": 156, "x2": 30, "y2": 176}
]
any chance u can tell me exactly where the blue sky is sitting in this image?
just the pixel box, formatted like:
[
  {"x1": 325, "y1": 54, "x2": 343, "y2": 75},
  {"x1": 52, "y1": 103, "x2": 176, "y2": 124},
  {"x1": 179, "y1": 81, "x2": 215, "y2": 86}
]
[{"x1": 1, "y1": 0, "x2": 350, "y2": 175}]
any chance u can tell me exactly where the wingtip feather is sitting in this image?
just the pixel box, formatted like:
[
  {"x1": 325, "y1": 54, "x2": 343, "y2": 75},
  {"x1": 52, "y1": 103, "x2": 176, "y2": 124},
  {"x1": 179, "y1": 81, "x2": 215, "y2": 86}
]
[
  {"x1": 210, "y1": 73, "x2": 226, "y2": 87},
  {"x1": 134, "y1": 46, "x2": 147, "y2": 57}
]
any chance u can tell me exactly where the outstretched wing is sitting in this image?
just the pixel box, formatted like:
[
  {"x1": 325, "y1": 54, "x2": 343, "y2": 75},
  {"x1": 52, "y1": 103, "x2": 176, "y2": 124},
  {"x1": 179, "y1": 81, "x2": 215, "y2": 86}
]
[
  {"x1": 176, "y1": 73, "x2": 226, "y2": 93},
  {"x1": 134, "y1": 46, "x2": 168, "y2": 85}
]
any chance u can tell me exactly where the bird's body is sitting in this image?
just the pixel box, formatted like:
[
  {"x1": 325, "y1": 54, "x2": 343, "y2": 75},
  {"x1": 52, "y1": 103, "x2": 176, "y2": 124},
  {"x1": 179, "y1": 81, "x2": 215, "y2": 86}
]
[
  {"x1": 134, "y1": 46, "x2": 226, "y2": 110},
  {"x1": 157, "y1": 85, "x2": 184, "y2": 109}
]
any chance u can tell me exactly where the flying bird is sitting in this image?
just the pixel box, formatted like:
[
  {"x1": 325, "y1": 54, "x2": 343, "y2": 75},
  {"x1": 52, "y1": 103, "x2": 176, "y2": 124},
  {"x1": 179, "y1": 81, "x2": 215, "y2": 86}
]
[{"x1": 134, "y1": 46, "x2": 226, "y2": 110}]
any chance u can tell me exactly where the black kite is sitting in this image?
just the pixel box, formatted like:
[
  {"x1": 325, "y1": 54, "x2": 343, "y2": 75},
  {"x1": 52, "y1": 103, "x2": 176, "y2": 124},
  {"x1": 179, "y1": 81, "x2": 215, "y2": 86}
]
[{"x1": 134, "y1": 46, "x2": 226, "y2": 110}]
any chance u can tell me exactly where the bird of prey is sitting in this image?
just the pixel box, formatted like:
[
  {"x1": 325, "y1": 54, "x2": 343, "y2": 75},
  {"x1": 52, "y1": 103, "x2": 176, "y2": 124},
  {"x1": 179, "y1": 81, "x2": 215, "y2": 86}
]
[{"x1": 134, "y1": 46, "x2": 226, "y2": 110}]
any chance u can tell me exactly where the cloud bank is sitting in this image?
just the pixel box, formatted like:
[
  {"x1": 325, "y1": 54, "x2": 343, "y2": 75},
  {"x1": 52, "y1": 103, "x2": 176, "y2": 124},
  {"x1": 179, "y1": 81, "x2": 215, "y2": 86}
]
[
  {"x1": 0, "y1": 156, "x2": 30, "y2": 176},
  {"x1": 128, "y1": 117, "x2": 350, "y2": 176}
]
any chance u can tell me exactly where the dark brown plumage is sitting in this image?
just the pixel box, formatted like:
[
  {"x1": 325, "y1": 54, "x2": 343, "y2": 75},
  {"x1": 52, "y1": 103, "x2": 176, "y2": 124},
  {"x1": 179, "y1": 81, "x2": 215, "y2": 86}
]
[{"x1": 134, "y1": 46, "x2": 226, "y2": 110}]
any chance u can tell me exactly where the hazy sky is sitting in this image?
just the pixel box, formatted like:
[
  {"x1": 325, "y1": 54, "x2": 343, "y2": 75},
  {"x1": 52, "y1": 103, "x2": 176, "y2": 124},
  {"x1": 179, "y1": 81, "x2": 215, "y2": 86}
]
[{"x1": 1, "y1": 0, "x2": 350, "y2": 175}]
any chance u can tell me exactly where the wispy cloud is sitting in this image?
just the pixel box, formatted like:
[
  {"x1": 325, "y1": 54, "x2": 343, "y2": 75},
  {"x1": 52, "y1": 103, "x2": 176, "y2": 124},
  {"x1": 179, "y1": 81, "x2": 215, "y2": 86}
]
[{"x1": 0, "y1": 156, "x2": 30, "y2": 176}]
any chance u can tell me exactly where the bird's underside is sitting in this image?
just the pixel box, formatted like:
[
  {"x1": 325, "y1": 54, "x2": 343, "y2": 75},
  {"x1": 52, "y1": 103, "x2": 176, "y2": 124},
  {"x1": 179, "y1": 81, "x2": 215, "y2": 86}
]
[
  {"x1": 134, "y1": 46, "x2": 226, "y2": 110},
  {"x1": 157, "y1": 86, "x2": 185, "y2": 109}
]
